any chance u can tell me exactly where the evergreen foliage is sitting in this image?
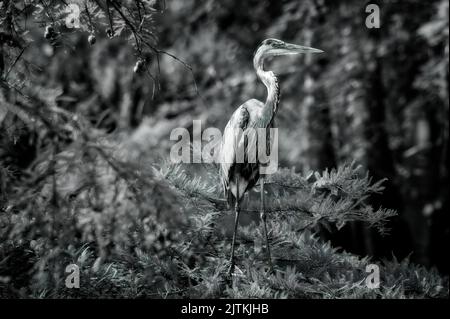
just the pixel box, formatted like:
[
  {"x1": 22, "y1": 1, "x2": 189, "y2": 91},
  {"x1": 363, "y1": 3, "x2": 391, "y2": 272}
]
[{"x1": 0, "y1": 129, "x2": 447, "y2": 297}]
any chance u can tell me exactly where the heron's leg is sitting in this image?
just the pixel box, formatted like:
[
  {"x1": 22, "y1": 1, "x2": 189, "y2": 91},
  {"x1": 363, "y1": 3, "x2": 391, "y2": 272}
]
[
  {"x1": 228, "y1": 177, "x2": 240, "y2": 276},
  {"x1": 260, "y1": 177, "x2": 273, "y2": 272}
]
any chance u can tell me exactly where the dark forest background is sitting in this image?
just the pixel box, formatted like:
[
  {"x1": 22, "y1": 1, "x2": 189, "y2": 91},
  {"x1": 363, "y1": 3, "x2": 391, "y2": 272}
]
[
  {"x1": 156, "y1": 0, "x2": 450, "y2": 273},
  {"x1": 0, "y1": 0, "x2": 448, "y2": 298}
]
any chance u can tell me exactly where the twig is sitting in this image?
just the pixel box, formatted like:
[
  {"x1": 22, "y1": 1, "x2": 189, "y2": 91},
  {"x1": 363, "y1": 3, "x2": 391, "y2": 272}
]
[
  {"x1": 108, "y1": 0, "x2": 202, "y2": 99},
  {"x1": 105, "y1": 0, "x2": 114, "y2": 34},
  {"x1": 3, "y1": 45, "x2": 27, "y2": 80},
  {"x1": 84, "y1": 1, "x2": 94, "y2": 32}
]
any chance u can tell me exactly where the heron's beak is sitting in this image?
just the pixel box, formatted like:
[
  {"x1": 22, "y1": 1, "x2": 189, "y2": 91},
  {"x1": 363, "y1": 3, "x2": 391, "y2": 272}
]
[{"x1": 284, "y1": 43, "x2": 324, "y2": 54}]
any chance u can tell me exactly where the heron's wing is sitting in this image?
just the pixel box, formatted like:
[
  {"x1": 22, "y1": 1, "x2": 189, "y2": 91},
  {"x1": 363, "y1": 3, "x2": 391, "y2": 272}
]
[
  {"x1": 220, "y1": 100, "x2": 262, "y2": 200},
  {"x1": 220, "y1": 105, "x2": 250, "y2": 184}
]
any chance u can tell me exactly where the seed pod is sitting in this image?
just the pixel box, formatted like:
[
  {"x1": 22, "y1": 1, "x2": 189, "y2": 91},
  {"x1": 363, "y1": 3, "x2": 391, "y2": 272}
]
[
  {"x1": 88, "y1": 34, "x2": 96, "y2": 45},
  {"x1": 44, "y1": 25, "x2": 54, "y2": 39},
  {"x1": 106, "y1": 28, "x2": 114, "y2": 38},
  {"x1": 133, "y1": 59, "x2": 145, "y2": 73},
  {"x1": 45, "y1": 25, "x2": 54, "y2": 34}
]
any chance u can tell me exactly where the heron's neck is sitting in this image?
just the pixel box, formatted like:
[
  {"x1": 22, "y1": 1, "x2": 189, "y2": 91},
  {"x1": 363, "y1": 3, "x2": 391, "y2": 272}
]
[{"x1": 254, "y1": 53, "x2": 280, "y2": 125}]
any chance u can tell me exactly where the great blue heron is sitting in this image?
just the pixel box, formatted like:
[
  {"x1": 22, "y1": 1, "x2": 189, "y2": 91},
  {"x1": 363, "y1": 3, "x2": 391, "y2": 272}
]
[{"x1": 219, "y1": 38, "x2": 323, "y2": 275}]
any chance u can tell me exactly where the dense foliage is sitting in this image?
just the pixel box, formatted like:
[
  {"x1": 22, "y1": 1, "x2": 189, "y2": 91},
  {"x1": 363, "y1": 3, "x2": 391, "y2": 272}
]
[{"x1": 0, "y1": 0, "x2": 448, "y2": 298}]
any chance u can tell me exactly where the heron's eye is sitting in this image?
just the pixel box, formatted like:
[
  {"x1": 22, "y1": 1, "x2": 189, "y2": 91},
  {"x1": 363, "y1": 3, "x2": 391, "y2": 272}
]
[
  {"x1": 265, "y1": 39, "x2": 284, "y2": 47},
  {"x1": 263, "y1": 39, "x2": 278, "y2": 46}
]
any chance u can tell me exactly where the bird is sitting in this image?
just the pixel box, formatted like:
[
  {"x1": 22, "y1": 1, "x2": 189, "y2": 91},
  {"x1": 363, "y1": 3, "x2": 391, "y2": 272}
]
[{"x1": 219, "y1": 38, "x2": 323, "y2": 276}]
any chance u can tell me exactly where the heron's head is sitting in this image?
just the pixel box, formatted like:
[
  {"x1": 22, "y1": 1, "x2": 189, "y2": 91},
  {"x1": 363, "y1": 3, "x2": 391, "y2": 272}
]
[{"x1": 256, "y1": 38, "x2": 323, "y2": 59}]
